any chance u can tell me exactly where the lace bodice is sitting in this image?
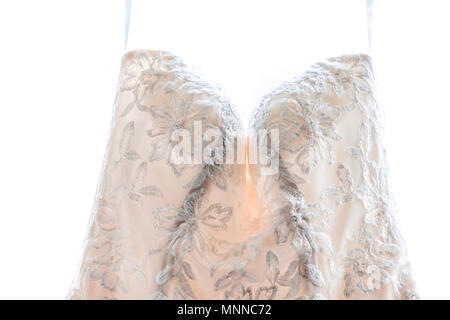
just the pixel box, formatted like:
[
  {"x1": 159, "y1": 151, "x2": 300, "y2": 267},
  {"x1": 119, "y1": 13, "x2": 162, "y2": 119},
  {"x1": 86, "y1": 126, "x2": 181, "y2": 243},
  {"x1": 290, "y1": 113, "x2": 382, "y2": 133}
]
[{"x1": 68, "y1": 50, "x2": 418, "y2": 300}]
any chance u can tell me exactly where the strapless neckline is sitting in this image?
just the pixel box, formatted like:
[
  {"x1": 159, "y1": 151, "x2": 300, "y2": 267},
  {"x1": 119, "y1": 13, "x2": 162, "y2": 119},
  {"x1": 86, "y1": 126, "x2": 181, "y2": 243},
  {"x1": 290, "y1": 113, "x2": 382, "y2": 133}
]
[{"x1": 120, "y1": 49, "x2": 372, "y2": 127}]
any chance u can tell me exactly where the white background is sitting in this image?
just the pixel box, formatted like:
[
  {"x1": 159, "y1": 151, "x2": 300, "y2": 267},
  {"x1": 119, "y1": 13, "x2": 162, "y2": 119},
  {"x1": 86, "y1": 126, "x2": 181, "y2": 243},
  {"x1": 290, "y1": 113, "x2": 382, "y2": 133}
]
[{"x1": 0, "y1": 0, "x2": 449, "y2": 299}]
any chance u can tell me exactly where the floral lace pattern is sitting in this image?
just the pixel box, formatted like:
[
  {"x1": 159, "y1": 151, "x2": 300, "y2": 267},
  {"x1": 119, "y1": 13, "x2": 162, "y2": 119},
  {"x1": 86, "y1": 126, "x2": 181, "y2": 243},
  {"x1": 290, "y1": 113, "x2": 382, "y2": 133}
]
[{"x1": 68, "y1": 50, "x2": 418, "y2": 300}]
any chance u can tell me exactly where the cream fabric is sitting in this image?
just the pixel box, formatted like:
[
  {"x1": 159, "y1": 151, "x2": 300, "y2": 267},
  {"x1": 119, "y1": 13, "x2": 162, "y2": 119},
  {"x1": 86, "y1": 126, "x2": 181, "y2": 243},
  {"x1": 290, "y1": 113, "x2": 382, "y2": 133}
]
[{"x1": 68, "y1": 50, "x2": 418, "y2": 300}]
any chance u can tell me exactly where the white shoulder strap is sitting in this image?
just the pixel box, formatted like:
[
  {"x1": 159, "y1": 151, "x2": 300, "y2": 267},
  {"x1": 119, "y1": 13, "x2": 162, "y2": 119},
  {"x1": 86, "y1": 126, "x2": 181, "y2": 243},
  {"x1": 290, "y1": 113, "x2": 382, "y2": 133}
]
[
  {"x1": 124, "y1": 0, "x2": 131, "y2": 52},
  {"x1": 366, "y1": 0, "x2": 373, "y2": 52}
]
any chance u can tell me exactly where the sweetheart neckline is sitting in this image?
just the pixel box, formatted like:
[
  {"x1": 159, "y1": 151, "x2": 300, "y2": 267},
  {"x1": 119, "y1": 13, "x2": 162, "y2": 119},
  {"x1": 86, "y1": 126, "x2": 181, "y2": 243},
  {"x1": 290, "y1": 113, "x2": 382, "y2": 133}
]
[{"x1": 120, "y1": 49, "x2": 373, "y2": 127}]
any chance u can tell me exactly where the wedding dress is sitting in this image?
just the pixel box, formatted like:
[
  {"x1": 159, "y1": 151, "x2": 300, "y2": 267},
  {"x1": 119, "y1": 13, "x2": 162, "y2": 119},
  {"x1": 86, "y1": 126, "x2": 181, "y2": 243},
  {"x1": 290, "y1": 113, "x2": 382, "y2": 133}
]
[{"x1": 68, "y1": 1, "x2": 418, "y2": 300}]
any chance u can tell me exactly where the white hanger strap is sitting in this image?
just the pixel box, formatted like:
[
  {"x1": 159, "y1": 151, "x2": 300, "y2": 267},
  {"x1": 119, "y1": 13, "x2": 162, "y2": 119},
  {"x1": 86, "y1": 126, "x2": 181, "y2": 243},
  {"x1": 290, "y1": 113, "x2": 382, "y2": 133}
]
[
  {"x1": 124, "y1": 0, "x2": 131, "y2": 52},
  {"x1": 366, "y1": 0, "x2": 373, "y2": 52}
]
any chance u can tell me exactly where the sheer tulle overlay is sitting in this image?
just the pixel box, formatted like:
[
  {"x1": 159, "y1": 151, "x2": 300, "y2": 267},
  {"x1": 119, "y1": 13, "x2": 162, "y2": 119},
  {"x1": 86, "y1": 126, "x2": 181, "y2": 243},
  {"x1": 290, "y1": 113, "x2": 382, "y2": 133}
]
[{"x1": 68, "y1": 50, "x2": 418, "y2": 300}]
